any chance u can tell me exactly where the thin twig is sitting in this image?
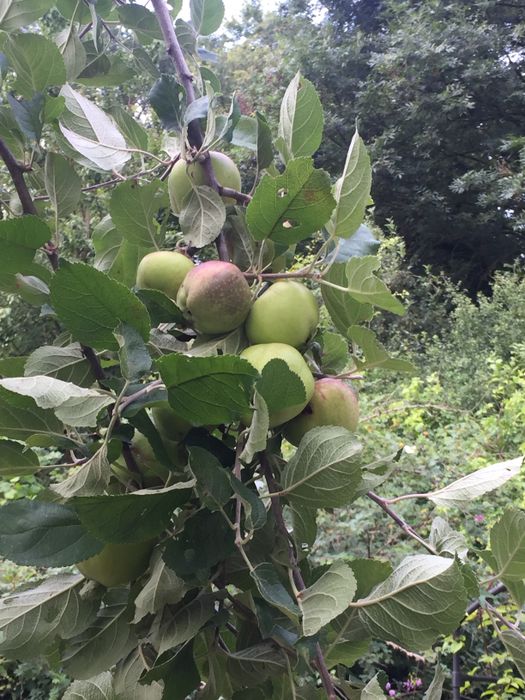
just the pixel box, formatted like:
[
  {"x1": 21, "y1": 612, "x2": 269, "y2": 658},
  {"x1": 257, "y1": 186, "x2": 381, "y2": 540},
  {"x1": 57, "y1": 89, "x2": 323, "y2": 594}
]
[{"x1": 367, "y1": 491, "x2": 439, "y2": 555}]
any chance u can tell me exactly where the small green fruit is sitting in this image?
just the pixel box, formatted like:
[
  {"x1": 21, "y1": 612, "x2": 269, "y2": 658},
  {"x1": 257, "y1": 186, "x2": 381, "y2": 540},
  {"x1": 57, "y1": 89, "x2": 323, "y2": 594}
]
[
  {"x1": 136, "y1": 250, "x2": 194, "y2": 301},
  {"x1": 240, "y1": 342, "x2": 315, "y2": 427},
  {"x1": 177, "y1": 260, "x2": 252, "y2": 335},
  {"x1": 283, "y1": 377, "x2": 359, "y2": 446},
  {"x1": 77, "y1": 541, "x2": 155, "y2": 587},
  {"x1": 245, "y1": 281, "x2": 319, "y2": 348},
  {"x1": 151, "y1": 404, "x2": 192, "y2": 442},
  {"x1": 130, "y1": 431, "x2": 170, "y2": 483},
  {"x1": 168, "y1": 151, "x2": 242, "y2": 215}
]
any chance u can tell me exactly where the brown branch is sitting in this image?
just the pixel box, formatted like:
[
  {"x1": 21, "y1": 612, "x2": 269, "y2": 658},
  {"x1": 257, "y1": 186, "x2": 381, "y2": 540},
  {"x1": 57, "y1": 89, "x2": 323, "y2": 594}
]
[
  {"x1": 218, "y1": 185, "x2": 252, "y2": 205},
  {"x1": 367, "y1": 491, "x2": 439, "y2": 555},
  {"x1": 260, "y1": 452, "x2": 341, "y2": 700}
]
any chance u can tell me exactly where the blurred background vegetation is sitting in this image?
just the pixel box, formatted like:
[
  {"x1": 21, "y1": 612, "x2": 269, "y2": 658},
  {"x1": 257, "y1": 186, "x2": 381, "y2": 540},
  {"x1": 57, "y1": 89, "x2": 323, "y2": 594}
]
[{"x1": 0, "y1": 0, "x2": 524, "y2": 696}]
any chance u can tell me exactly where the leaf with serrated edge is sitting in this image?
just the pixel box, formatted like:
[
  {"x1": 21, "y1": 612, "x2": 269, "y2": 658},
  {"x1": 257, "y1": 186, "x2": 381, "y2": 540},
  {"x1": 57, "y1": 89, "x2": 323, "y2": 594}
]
[
  {"x1": 251, "y1": 562, "x2": 299, "y2": 618},
  {"x1": 348, "y1": 326, "x2": 416, "y2": 372},
  {"x1": 0, "y1": 385, "x2": 64, "y2": 443},
  {"x1": 25, "y1": 344, "x2": 93, "y2": 388},
  {"x1": 356, "y1": 555, "x2": 467, "y2": 651},
  {"x1": 0, "y1": 574, "x2": 98, "y2": 660},
  {"x1": 500, "y1": 628, "x2": 525, "y2": 679},
  {"x1": 344, "y1": 256, "x2": 405, "y2": 315},
  {"x1": 45, "y1": 152, "x2": 81, "y2": 223},
  {"x1": 429, "y1": 517, "x2": 468, "y2": 562},
  {"x1": 4, "y1": 33, "x2": 66, "y2": 98},
  {"x1": 0, "y1": 376, "x2": 112, "y2": 427},
  {"x1": 327, "y1": 131, "x2": 372, "y2": 239},
  {"x1": 179, "y1": 185, "x2": 226, "y2": 248},
  {"x1": 133, "y1": 552, "x2": 187, "y2": 623},
  {"x1": 300, "y1": 561, "x2": 356, "y2": 637},
  {"x1": 278, "y1": 72, "x2": 323, "y2": 162},
  {"x1": 321, "y1": 263, "x2": 373, "y2": 336},
  {"x1": 63, "y1": 672, "x2": 116, "y2": 700},
  {"x1": 113, "y1": 648, "x2": 162, "y2": 700},
  {"x1": 490, "y1": 509, "x2": 525, "y2": 582},
  {"x1": 281, "y1": 426, "x2": 363, "y2": 509},
  {"x1": 52, "y1": 445, "x2": 110, "y2": 498},
  {"x1": 62, "y1": 589, "x2": 135, "y2": 680},
  {"x1": 59, "y1": 85, "x2": 130, "y2": 172},
  {"x1": 153, "y1": 595, "x2": 215, "y2": 655},
  {"x1": 426, "y1": 457, "x2": 523, "y2": 508}
]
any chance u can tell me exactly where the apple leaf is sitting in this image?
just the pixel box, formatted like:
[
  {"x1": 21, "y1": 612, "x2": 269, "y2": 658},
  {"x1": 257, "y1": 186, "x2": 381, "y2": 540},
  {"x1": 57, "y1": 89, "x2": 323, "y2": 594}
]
[
  {"x1": 0, "y1": 0, "x2": 53, "y2": 31},
  {"x1": 25, "y1": 343, "x2": 94, "y2": 388},
  {"x1": 153, "y1": 595, "x2": 216, "y2": 655},
  {"x1": 256, "y1": 358, "x2": 306, "y2": 412},
  {"x1": 278, "y1": 72, "x2": 323, "y2": 162},
  {"x1": 356, "y1": 555, "x2": 467, "y2": 651},
  {"x1": 156, "y1": 353, "x2": 258, "y2": 425},
  {"x1": 44, "y1": 152, "x2": 81, "y2": 222},
  {"x1": 0, "y1": 375, "x2": 113, "y2": 427},
  {"x1": 281, "y1": 426, "x2": 363, "y2": 509},
  {"x1": 189, "y1": 446, "x2": 232, "y2": 511},
  {"x1": 423, "y1": 664, "x2": 446, "y2": 700},
  {"x1": 344, "y1": 256, "x2": 405, "y2": 315},
  {"x1": 0, "y1": 386, "x2": 64, "y2": 443},
  {"x1": 4, "y1": 33, "x2": 66, "y2": 98},
  {"x1": 500, "y1": 628, "x2": 525, "y2": 680},
  {"x1": 0, "y1": 216, "x2": 52, "y2": 293},
  {"x1": 190, "y1": 0, "x2": 224, "y2": 35},
  {"x1": 0, "y1": 440, "x2": 39, "y2": 480},
  {"x1": 300, "y1": 561, "x2": 356, "y2": 637},
  {"x1": 241, "y1": 389, "x2": 269, "y2": 463},
  {"x1": 326, "y1": 130, "x2": 372, "y2": 239},
  {"x1": 489, "y1": 509, "x2": 525, "y2": 582},
  {"x1": 110, "y1": 179, "x2": 168, "y2": 250},
  {"x1": 247, "y1": 158, "x2": 336, "y2": 245},
  {"x1": 321, "y1": 263, "x2": 374, "y2": 336},
  {"x1": 348, "y1": 326, "x2": 416, "y2": 372},
  {"x1": 0, "y1": 499, "x2": 103, "y2": 566},
  {"x1": 117, "y1": 3, "x2": 163, "y2": 44},
  {"x1": 50, "y1": 261, "x2": 151, "y2": 351},
  {"x1": 52, "y1": 445, "x2": 111, "y2": 499},
  {"x1": 133, "y1": 552, "x2": 188, "y2": 624},
  {"x1": 62, "y1": 673, "x2": 116, "y2": 700},
  {"x1": 251, "y1": 562, "x2": 300, "y2": 617},
  {"x1": 0, "y1": 574, "x2": 99, "y2": 661},
  {"x1": 179, "y1": 185, "x2": 226, "y2": 248},
  {"x1": 114, "y1": 323, "x2": 152, "y2": 381}
]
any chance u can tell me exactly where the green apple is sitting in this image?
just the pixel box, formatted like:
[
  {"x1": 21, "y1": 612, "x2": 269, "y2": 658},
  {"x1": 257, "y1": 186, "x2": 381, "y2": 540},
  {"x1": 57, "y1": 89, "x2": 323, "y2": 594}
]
[
  {"x1": 245, "y1": 281, "x2": 319, "y2": 348},
  {"x1": 168, "y1": 151, "x2": 242, "y2": 215},
  {"x1": 283, "y1": 377, "x2": 359, "y2": 446},
  {"x1": 136, "y1": 250, "x2": 194, "y2": 301},
  {"x1": 130, "y1": 431, "x2": 170, "y2": 483},
  {"x1": 151, "y1": 404, "x2": 192, "y2": 442},
  {"x1": 240, "y1": 342, "x2": 315, "y2": 427},
  {"x1": 177, "y1": 260, "x2": 252, "y2": 335},
  {"x1": 77, "y1": 540, "x2": 155, "y2": 587}
]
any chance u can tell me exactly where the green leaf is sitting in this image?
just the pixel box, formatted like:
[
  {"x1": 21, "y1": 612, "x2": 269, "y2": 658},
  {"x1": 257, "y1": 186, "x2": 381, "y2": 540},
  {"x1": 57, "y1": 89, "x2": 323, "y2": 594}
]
[
  {"x1": 0, "y1": 385, "x2": 64, "y2": 443},
  {"x1": 281, "y1": 426, "x2": 363, "y2": 509},
  {"x1": 44, "y1": 152, "x2": 81, "y2": 222},
  {"x1": 180, "y1": 186, "x2": 227, "y2": 248},
  {"x1": 0, "y1": 574, "x2": 99, "y2": 660},
  {"x1": 0, "y1": 0, "x2": 53, "y2": 31},
  {"x1": 0, "y1": 375, "x2": 113, "y2": 427},
  {"x1": 429, "y1": 517, "x2": 468, "y2": 561},
  {"x1": 327, "y1": 225, "x2": 380, "y2": 261},
  {"x1": 256, "y1": 358, "x2": 306, "y2": 413},
  {"x1": 143, "y1": 643, "x2": 200, "y2": 700},
  {"x1": 62, "y1": 589, "x2": 135, "y2": 680},
  {"x1": 227, "y1": 642, "x2": 287, "y2": 687},
  {"x1": 0, "y1": 216, "x2": 51, "y2": 293},
  {"x1": 319, "y1": 331, "x2": 348, "y2": 375},
  {"x1": 117, "y1": 3, "x2": 163, "y2": 43},
  {"x1": 149, "y1": 74, "x2": 185, "y2": 131},
  {"x1": 114, "y1": 648, "x2": 162, "y2": 700},
  {"x1": 53, "y1": 445, "x2": 111, "y2": 499},
  {"x1": 4, "y1": 34, "x2": 66, "y2": 98},
  {"x1": 114, "y1": 323, "x2": 152, "y2": 381},
  {"x1": 356, "y1": 555, "x2": 467, "y2": 651},
  {"x1": 153, "y1": 595, "x2": 215, "y2": 655},
  {"x1": 300, "y1": 561, "x2": 356, "y2": 637},
  {"x1": 348, "y1": 559, "x2": 393, "y2": 600},
  {"x1": 426, "y1": 457, "x2": 523, "y2": 508},
  {"x1": 25, "y1": 343, "x2": 94, "y2": 388},
  {"x1": 56, "y1": 27, "x2": 87, "y2": 82},
  {"x1": 326, "y1": 131, "x2": 372, "y2": 239},
  {"x1": 175, "y1": 19, "x2": 198, "y2": 56},
  {"x1": 189, "y1": 446, "x2": 232, "y2": 511},
  {"x1": 500, "y1": 628, "x2": 525, "y2": 680},
  {"x1": 59, "y1": 85, "x2": 130, "y2": 172},
  {"x1": 247, "y1": 158, "x2": 335, "y2": 245},
  {"x1": 0, "y1": 439, "x2": 39, "y2": 478},
  {"x1": 423, "y1": 664, "x2": 446, "y2": 700},
  {"x1": 230, "y1": 475, "x2": 267, "y2": 531},
  {"x1": 50, "y1": 261, "x2": 151, "y2": 351},
  {"x1": 190, "y1": 0, "x2": 224, "y2": 35},
  {"x1": 63, "y1": 673, "x2": 116, "y2": 700},
  {"x1": 321, "y1": 263, "x2": 373, "y2": 336},
  {"x1": 157, "y1": 353, "x2": 258, "y2": 426},
  {"x1": 136, "y1": 289, "x2": 184, "y2": 326},
  {"x1": 7, "y1": 93, "x2": 44, "y2": 142},
  {"x1": 0, "y1": 105, "x2": 25, "y2": 159},
  {"x1": 251, "y1": 562, "x2": 299, "y2": 617},
  {"x1": 0, "y1": 499, "x2": 103, "y2": 566},
  {"x1": 348, "y1": 326, "x2": 416, "y2": 372},
  {"x1": 344, "y1": 256, "x2": 405, "y2": 315},
  {"x1": 291, "y1": 505, "x2": 317, "y2": 549},
  {"x1": 490, "y1": 509, "x2": 525, "y2": 582},
  {"x1": 133, "y1": 552, "x2": 187, "y2": 624},
  {"x1": 256, "y1": 111, "x2": 274, "y2": 170},
  {"x1": 14, "y1": 273, "x2": 49, "y2": 306},
  {"x1": 108, "y1": 106, "x2": 149, "y2": 151},
  {"x1": 72, "y1": 483, "x2": 194, "y2": 544},
  {"x1": 360, "y1": 675, "x2": 386, "y2": 699},
  {"x1": 241, "y1": 389, "x2": 269, "y2": 462},
  {"x1": 278, "y1": 72, "x2": 323, "y2": 162}
]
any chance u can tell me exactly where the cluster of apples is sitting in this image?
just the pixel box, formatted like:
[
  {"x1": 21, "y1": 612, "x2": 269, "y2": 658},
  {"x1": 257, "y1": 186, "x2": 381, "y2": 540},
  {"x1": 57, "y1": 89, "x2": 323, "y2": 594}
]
[{"x1": 135, "y1": 252, "x2": 359, "y2": 446}]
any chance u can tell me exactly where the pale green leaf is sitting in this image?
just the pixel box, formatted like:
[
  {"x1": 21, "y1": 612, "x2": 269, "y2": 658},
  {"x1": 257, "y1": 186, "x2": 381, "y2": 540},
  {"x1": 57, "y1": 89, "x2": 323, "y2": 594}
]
[
  {"x1": 133, "y1": 552, "x2": 188, "y2": 624},
  {"x1": 4, "y1": 33, "x2": 66, "y2": 98},
  {"x1": 348, "y1": 326, "x2": 416, "y2": 372},
  {"x1": 423, "y1": 664, "x2": 446, "y2": 700},
  {"x1": 45, "y1": 152, "x2": 81, "y2": 222},
  {"x1": 63, "y1": 673, "x2": 116, "y2": 700},
  {"x1": 278, "y1": 72, "x2": 323, "y2": 162},
  {"x1": 52, "y1": 445, "x2": 111, "y2": 498},
  {"x1": 490, "y1": 509, "x2": 525, "y2": 582},
  {"x1": 0, "y1": 0, "x2": 53, "y2": 31},
  {"x1": 300, "y1": 561, "x2": 356, "y2": 636},
  {"x1": 501, "y1": 628, "x2": 525, "y2": 679},
  {"x1": 179, "y1": 185, "x2": 226, "y2": 248},
  {"x1": 190, "y1": 0, "x2": 224, "y2": 35},
  {"x1": 344, "y1": 256, "x2": 405, "y2": 315}
]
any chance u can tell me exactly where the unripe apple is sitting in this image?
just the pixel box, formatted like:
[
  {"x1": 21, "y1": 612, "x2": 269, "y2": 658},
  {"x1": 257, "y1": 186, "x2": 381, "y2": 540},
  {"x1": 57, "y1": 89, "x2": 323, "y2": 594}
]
[
  {"x1": 168, "y1": 151, "x2": 242, "y2": 215},
  {"x1": 245, "y1": 281, "x2": 319, "y2": 348},
  {"x1": 177, "y1": 260, "x2": 252, "y2": 335},
  {"x1": 240, "y1": 343, "x2": 315, "y2": 427},
  {"x1": 283, "y1": 377, "x2": 359, "y2": 446},
  {"x1": 151, "y1": 404, "x2": 192, "y2": 443},
  {"x1": 136, "y1": 250, "x2": 194, "y2": 301},
  {"x1": 130, "y1": 431, "x2": 170, "y2": 483},
  {"x1": 77, "y1": 540, "x2": 155, "y2": 587}
]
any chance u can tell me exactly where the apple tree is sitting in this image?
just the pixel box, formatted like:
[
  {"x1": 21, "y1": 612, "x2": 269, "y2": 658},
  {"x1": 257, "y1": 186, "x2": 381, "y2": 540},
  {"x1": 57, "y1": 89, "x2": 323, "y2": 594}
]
[{"x1": 0, "y1": 1, "x2": 523, "y2": 698}]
